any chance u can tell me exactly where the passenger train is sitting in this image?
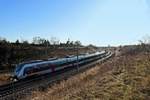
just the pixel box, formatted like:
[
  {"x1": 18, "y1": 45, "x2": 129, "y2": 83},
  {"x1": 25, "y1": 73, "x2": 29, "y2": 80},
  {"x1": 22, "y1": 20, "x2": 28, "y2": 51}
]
[{"x1": 14, "y1": 51, "x2": 108, "y2": 80}]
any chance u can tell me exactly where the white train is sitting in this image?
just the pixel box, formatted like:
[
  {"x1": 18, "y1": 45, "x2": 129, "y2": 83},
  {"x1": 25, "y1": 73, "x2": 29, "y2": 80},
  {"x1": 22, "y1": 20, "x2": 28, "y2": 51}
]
[{"x1": 14, "y1": 51, "x2": 107, "y2": 80}]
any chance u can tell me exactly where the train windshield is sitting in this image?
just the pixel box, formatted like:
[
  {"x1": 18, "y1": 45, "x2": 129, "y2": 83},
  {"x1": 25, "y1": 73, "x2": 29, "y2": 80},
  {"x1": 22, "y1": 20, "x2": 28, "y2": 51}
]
[{"x1": 15, "y1": 64, "x2": 24, "y2": 72}]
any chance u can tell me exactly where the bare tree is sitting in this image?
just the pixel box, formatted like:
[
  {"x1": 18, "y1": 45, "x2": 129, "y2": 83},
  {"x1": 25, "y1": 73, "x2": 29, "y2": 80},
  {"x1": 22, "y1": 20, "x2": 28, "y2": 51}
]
[
  {"x1": 32, "y1": 37, "x2": 40, "y2": 44},
  {"x1": 15, "y1": 39, "x2": 20, "y2": 45},
  {"x1": 74, "y1": 40, "x2": 81, "y2": 46},
  {"x1": 142, "y1": 34, "x2": 150, "y2": 44},
  {"x1": 138, "y1": 35, "x2": 150, "y2": 53},
  {"x1": 0, "y1": 37, "x2": 7, "y2": 44},
  {"x1": 32, "y1": 37, "x2": 46, "y2": 45},
  {"x1": 50, "y1": 37, "x2": 59, "y2": 45}
]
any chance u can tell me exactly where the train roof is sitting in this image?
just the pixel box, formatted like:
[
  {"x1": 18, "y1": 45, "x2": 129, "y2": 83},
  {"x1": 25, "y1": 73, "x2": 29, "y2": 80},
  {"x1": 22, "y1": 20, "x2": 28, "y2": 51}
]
[
  {"x1": 15, "y1": 51, "x2": 106, "y2": 72},
  {"x1": 21, "y1": 60, "x2": 43, "y2": 64},
  {"x1": 47, "y1": 57, "x2": 58, "y2": 61}
]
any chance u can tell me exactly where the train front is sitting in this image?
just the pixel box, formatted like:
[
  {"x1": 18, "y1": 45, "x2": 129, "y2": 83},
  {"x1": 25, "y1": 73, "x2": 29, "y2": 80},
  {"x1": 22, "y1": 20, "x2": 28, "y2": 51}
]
[{"x1": 13, "y1": 63, "x2": 25, "y2": 81}]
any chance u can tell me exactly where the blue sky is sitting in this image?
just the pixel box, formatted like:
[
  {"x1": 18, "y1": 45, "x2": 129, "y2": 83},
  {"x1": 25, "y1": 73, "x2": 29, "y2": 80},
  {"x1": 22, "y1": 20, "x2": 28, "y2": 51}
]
[{"x1": 0, "y1": 0, "x2": 150, "y2": 46}]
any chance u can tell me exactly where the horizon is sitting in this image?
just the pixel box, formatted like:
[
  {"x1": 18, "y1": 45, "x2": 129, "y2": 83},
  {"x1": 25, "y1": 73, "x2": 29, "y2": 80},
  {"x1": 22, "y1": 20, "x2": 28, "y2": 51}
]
[{"x1": 0, "y1": 0, "x2": 150, "y2": 46}]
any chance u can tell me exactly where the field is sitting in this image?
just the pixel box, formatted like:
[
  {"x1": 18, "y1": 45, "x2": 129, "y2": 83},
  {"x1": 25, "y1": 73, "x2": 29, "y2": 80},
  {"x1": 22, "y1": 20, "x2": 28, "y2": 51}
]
[
  {"x1": 0, "y1": 73, "x2": 11, "y2": 85},
  {"x1": 28, "y1": 48, "x2": 150, "y2": 100}
]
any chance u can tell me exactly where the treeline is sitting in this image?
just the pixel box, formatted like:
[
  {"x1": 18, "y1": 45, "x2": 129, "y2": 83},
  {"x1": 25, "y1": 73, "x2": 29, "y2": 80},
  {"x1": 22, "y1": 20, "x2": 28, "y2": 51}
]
[
  {"x1": 119, "y1": 35, "x2": 150, "y2": 56},
  {"x1": 0, "y1": 36, "x2": 82, "y2": 70},
  {"x1": 0, "y1": 36, "x2": 82, "y2": 47}
]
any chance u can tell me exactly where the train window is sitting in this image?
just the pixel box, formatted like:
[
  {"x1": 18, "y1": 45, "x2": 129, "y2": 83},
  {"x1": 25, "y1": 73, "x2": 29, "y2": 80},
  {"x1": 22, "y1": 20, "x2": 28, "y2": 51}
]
[
  {"x1": 37, "y1": 63, "x2": 49, "y2": 71},
  {"x1": 25, "y1": 67, "x2": 30, "y2": 72},
  {"x1": 24, "y1": 67, "x2": 31, "y2": 75},
  {"x1": 24, "y1": 66, "x2": 36, "y2": 75},
  {"x1": 15, "y1": 64, "x2": 25, "y2": 72}
]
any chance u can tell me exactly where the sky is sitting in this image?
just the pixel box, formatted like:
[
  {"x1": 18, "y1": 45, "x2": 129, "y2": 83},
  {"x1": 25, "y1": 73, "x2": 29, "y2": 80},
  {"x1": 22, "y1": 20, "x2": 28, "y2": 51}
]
[{"x1": 0, "y1": 0, "x2": 150, "y2": 46}]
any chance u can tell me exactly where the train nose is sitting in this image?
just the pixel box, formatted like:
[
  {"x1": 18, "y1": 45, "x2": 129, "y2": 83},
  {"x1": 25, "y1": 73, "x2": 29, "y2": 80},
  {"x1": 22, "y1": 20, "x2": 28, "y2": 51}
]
[{"x1": 14, "y1": 71, "x2": 21, "y2": 80}]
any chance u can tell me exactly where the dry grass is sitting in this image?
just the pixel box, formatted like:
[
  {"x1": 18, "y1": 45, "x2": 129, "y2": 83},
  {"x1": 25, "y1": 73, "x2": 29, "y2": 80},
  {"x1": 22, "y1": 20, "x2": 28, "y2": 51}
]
[
  {"x1": 28, "y1": 52, "x2": 150, "y2": 100},
  {"x1": 0, "y1": 74, "x2": 11, "y2": 85}
]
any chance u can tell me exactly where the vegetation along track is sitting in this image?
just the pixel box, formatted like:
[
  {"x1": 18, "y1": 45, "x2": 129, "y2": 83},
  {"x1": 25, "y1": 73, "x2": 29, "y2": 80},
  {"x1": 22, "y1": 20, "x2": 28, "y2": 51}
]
[{"x1": 0, "y1": 51, "x2": 113, "y2": 100}]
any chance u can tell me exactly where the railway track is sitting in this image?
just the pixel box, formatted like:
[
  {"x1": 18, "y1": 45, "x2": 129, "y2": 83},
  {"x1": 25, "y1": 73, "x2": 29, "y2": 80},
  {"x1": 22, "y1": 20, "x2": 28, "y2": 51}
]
[{"x1": 0, "y1": 52, "x2": 113, "y2": 100}]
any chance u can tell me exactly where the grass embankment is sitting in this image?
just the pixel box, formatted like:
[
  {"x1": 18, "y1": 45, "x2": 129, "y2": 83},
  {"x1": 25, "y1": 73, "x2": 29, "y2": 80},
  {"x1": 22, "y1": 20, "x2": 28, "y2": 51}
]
[
  {"x1": 0, "y1": 74, "x2": 11, "y2": 85},
  {"x1": 30, "y1": 52, "x2": 150, "y2": 100}
]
